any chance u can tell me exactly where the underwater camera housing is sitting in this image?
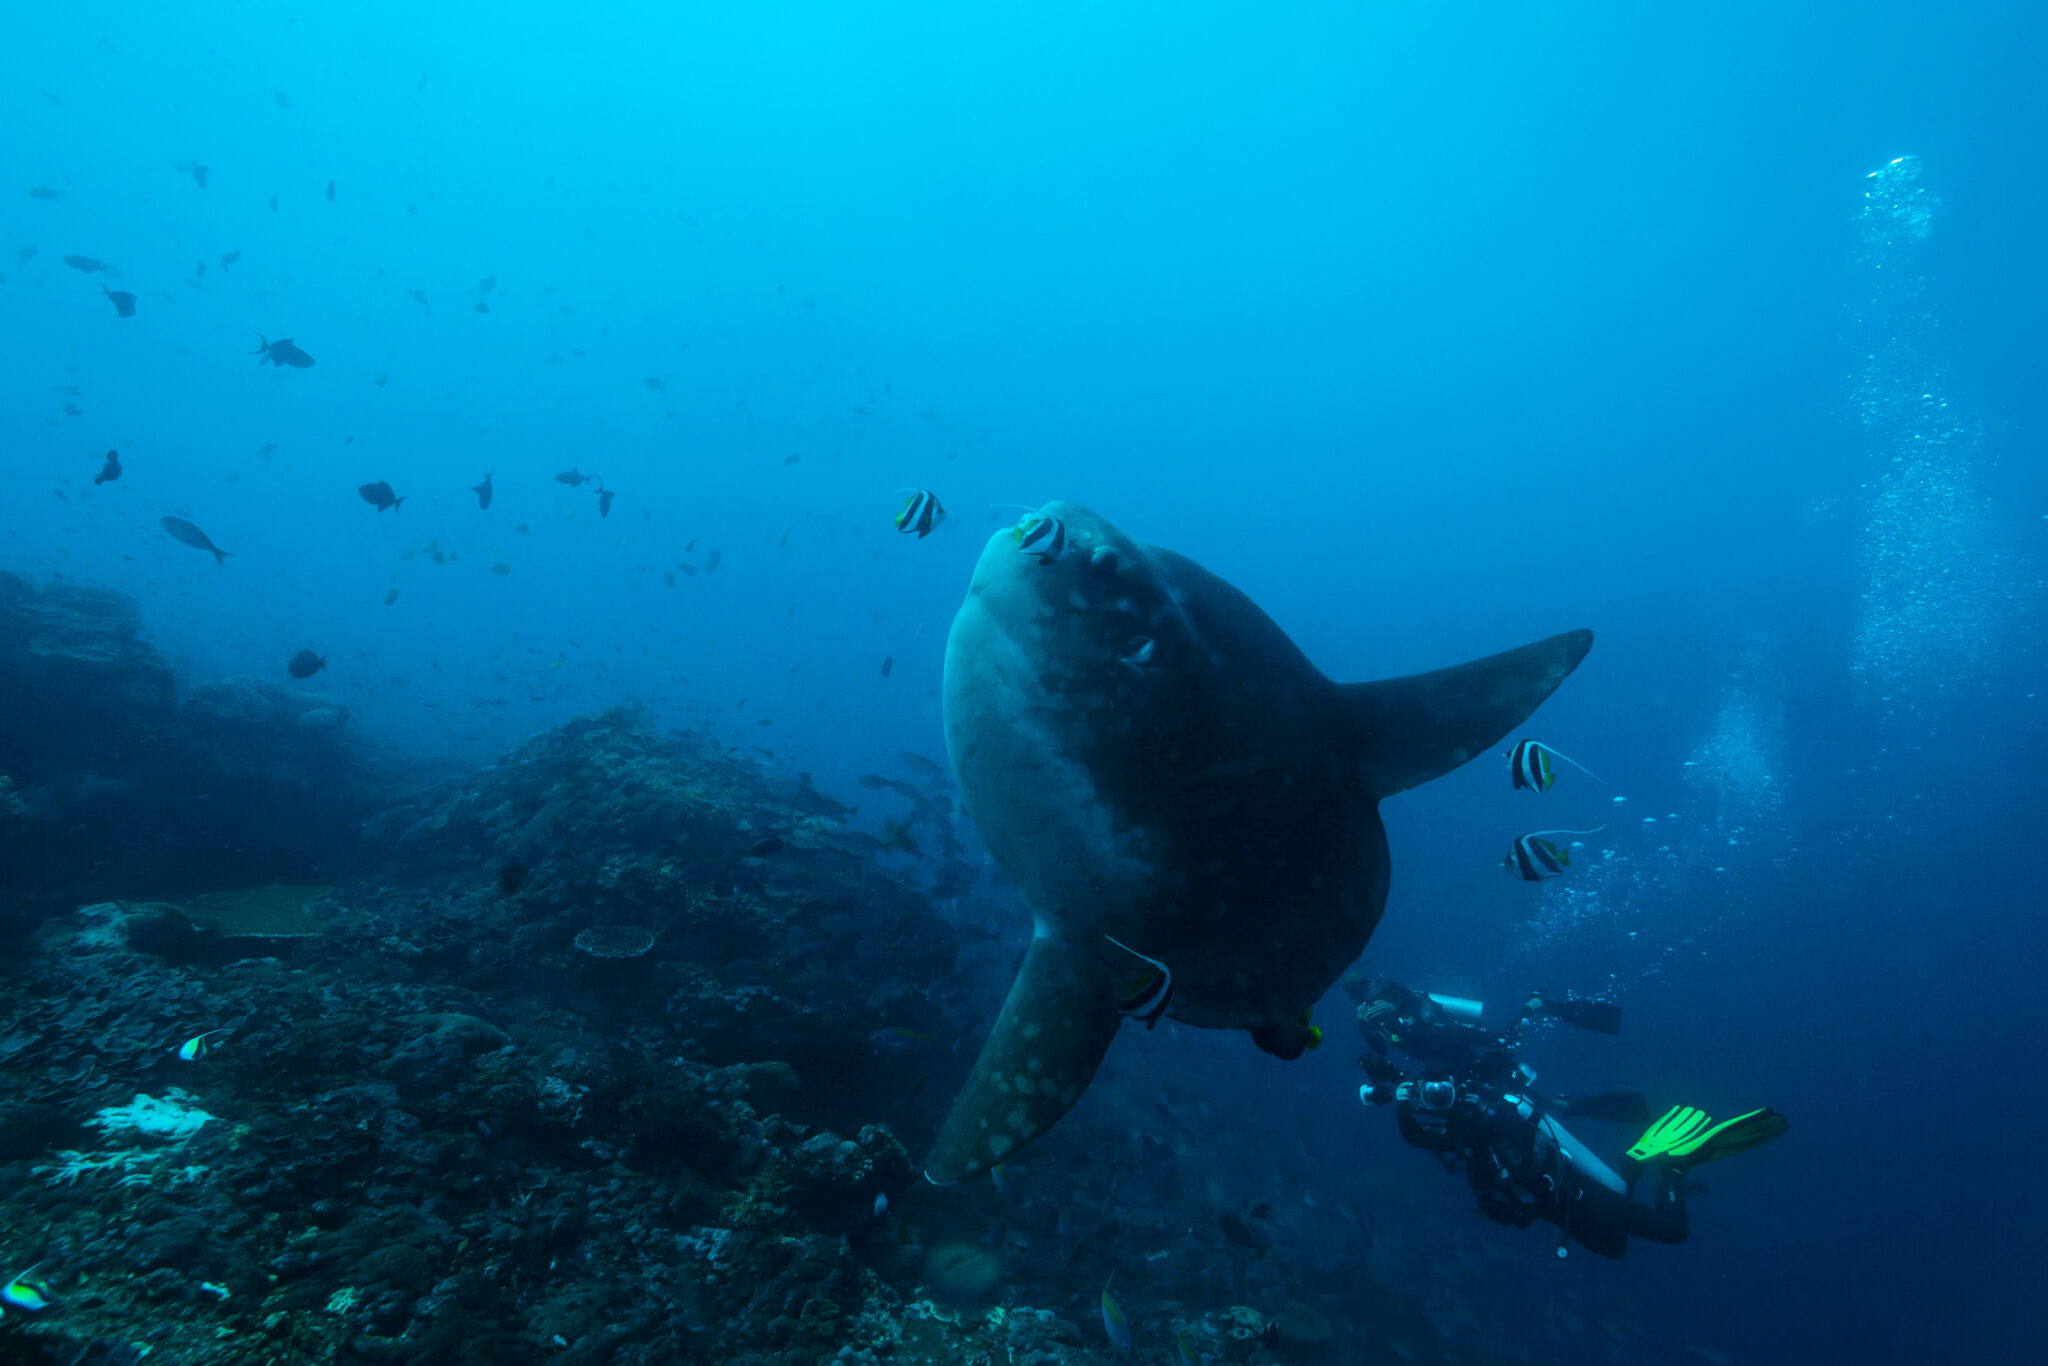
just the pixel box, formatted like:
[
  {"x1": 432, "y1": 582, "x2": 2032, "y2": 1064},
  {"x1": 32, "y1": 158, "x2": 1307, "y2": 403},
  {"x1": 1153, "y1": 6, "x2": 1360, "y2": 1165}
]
[{"x1": 1396, "y1": 1074, "x2": 1458, "y2": 1112}]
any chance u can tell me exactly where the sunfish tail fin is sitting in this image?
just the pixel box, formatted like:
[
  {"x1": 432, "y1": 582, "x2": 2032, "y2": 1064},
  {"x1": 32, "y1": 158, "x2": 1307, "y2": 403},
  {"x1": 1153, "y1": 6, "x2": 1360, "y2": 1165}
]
[
  {"x1": 1342, "y1": 629, "x2": 1594, "y2": 800},
  {"x1": 925, "y1": 933, "x2": 1122, "y2": 1185}
]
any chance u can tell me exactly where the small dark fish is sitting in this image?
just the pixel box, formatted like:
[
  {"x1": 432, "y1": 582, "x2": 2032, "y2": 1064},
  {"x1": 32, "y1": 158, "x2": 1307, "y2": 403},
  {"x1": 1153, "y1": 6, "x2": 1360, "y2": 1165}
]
[
  {"x1": 676, "y1": 562, "x2": 698, "y2": 577},
  {"x1": 92, "y1": 450, "x2": 121, "y2": 485},
  {"x1": 597, "y1": 488, "x2": 615, "y2": 518},
  {"x1": 474, "y1": 300, "x2": 490, "y2": 313},
  {"x1": 663, "y1": 571, "x2": 675, "y2": 588},
  {"x1": 160, "y1": 516, "x2": 232, "y2": 565},
  {"x1": 287, "y1": 650, "x2": 326, "y2": 679},
  {"x1": 490, "y1": 562, "x2": 510, "y2": 576},
  {"x1": 780, "y1": 453, "x2": 801, "y2": 467},
  {"x1": 358, "y1": 481, "x2": 406, "y2": 513},
  {"x1": 1248, "y1": 1201, "x2": 1272, "y2": 1221},
  {"x1": 63, "y1": 401, "x2": 83, "y2": 416},
  {"x1": 555, "y1": 468, "x2": 591, "y2": 487},
  {"x1": 1218, "y1": 1212, "x2": 1269, "y2": 1257},
  {"x1": 479, "y1": 275, "x2": 497, "y2": 294},
  {"x1": 901, "y1": 751, "x2": 946, "y2": 780},
  {"x1": 273, "y1": 90, "x2": 293, "y2": 109},
  {"x1": 29, "y1": 187, "x2": 62, "y2": 201},
  {"x1": 1249, "y1": 1012, "x2": 1324, "y2": 1061},
  {"x1": 499, "y1": 859, "x2": 528, "y2": 895},
  {"x1": 177, "y1": 160, "x2": 210, "y2": 188},
  {"x1": 219, "y1": 250, "x2": 241, "y2": 271},
  {"x1": 102, "y1": 286, "x2": 136, "y2": 317},
  {"x1": 383, "y1": 588, "x2": 400, "y2": 606},
  {"x1": 15, "y1": 247, "x2": 35, "y2": 264},
  {"x1": 473, "y1": 471, "x2": 493, "y2": 510},
  {"x1": 257, "y1": 442, "x2": 277, "y2": 460},
  {"x1": 252, "y1": 334, "x2": 315, "y2": 367},
  {"x1": 64, "y1": 255, "x2": 106, "y2": 273},
  {"x1": 870, "y1": 1025, "x2": 933, "y2": 1054},
  {"x1": 894, "y1": 489, "x2": 945, "y2": 538},
  {"x1": 643, "y1": 376, "x2": 667, "y2": 391},
  {"x1": 269, "y1": 193, "x2": 280, "y2": 212},
  {"x1": 880, "y1": 655, "x2": 894, "y2": 678},
  {"x1": 745, "y1": 836, "x2": 784, "y2": 858},
  {"x1": 408, "y1": 288, "x2": 429, "y2": 308},
  {"x1": 1503, "y1": 827, "x2": 1604, "y2": 882},
  {"x1": 326, "y1": 180, "x2": 337, "y2": 202},
  {"x1": 39, "y1": 91, "x2": 62, "y2": 105},
  {"x1": 705, "y1": 549, "x2": 722, "y2": 573}
]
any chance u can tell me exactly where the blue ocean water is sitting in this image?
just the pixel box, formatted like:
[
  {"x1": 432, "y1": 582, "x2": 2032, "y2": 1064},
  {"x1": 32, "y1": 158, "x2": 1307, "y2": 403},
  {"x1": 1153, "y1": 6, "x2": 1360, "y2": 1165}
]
[{"x1": 4, "y1": 3, "x2": 2043, "y2": 1363}]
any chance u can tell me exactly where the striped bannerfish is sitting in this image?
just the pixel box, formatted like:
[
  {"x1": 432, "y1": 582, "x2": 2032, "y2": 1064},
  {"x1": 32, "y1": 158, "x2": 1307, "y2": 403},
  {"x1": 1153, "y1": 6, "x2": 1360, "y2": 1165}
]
[
  {"x1": 894, "y1": 489, "x2": 946, "y2": 538},
  {"x1": 1105, "y1": 935, "x2": 1173, "y2": 1027},
  {"x1": 1508, "y1": 738, "x2": 1606, "y2": 792},
  {"x1": 1012, "y1": 512, "x2": 1068, "y2": 563},
  {"x1": 1502, "y1": 827, "x2": 1606, "y2": 881}
]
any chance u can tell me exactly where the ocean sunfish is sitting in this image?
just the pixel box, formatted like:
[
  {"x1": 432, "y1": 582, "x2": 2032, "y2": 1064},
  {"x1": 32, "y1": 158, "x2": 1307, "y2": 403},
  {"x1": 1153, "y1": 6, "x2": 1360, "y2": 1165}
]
[{"x1": 928, "y1": 499, "x2": 1593, "y2": 1183}]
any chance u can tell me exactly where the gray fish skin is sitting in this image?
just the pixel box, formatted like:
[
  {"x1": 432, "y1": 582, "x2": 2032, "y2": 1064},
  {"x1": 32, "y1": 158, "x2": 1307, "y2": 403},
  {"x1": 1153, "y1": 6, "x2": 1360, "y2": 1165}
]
[
  {"x1": 926, "y1": 500, "x2": 1592, "y2": 1183},
  {"x1": 160, "y1": 516, "x2": 231, "y2": 565}
]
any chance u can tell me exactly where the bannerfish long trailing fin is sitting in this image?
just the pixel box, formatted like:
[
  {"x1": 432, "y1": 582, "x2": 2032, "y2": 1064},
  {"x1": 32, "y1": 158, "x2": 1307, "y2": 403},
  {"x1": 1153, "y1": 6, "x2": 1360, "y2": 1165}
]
[
  {"x1": 1104, "y1": 935, "x2": 1174, "y2": 1028},
  {"x1": 1509, "y1": 738, "x2": 1607, "y2": 792}
]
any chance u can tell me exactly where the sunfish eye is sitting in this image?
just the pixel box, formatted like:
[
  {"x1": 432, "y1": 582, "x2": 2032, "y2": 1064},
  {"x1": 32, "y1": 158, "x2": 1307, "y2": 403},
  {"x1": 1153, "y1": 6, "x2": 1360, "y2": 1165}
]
[{"x1": 1089, "y1": 545, "x2": 1118, "y2": 575}]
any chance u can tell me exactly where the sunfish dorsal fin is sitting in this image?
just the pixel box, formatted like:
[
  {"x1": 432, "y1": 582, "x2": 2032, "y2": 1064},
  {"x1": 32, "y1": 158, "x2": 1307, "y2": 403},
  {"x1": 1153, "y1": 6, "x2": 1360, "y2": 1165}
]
[
  {"x1": 1343, "y1": 629, "x2": 1594, "y2": 801},
  {"x1": 925, "y1": 933, "x2": 1121, "y2": 1185}
]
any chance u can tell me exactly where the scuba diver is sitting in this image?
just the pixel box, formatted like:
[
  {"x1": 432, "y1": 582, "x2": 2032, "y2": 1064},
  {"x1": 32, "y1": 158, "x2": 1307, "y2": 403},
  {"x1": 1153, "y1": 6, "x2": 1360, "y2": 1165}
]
[{"x1": 1349, "y1": 976, "x2": 1788, "y2": 1258}]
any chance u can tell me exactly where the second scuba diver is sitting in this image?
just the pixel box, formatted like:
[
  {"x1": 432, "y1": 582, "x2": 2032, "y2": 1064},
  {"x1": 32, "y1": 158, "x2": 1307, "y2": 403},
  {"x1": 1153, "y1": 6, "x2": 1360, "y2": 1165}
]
[{"x1": 1348, "y1": 976, "x2": 1788, "y2": 1259}]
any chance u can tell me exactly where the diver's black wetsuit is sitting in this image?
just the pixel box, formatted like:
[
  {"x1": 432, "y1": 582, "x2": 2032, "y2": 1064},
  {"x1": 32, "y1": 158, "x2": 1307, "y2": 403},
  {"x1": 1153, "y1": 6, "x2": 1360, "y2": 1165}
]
[
  {"x1": 1354, "y1": 978, "x2": 1685, "y2": 1258},
  {"x1": 1389, "y1": 1075, "x2": 1686, "y2": 1257}
]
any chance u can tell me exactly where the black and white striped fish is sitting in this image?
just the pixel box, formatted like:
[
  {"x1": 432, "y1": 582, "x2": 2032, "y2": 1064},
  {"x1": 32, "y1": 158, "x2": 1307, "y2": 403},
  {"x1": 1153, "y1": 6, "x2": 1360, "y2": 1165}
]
[
  {"x1": 894, "y1": 489, "x2": 946, "y2": 538},
  {"x1": 1105, "y1": 935, "x2": 1173, "y2": 1027},
  {"x1": 1508, "y1": 739, "x2": 1605, "y2": 792},
  {"x1": 1013, "y1": 512, "x2": 1068, "y2": 564},
  {"x1": 1502, "y1": 827, "x2": 1605, "y2": 881}
]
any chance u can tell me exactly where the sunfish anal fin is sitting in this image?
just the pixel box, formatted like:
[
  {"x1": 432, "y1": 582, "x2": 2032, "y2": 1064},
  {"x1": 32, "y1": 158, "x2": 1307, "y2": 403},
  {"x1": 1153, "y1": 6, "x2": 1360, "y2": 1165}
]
[{"x1": 924, "y1": 933, "x2": 1122, "y2": 1185}]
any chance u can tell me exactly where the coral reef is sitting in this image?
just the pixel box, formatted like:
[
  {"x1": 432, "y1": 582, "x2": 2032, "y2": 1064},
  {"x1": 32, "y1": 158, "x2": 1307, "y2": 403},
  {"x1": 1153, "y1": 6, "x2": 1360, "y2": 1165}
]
[
  {"x1": 0, "y1": 573, "x2": 387, "y2": 924},
  {"x1": 0, "y1": 582, "x2": 1517, "y2": 1366}
]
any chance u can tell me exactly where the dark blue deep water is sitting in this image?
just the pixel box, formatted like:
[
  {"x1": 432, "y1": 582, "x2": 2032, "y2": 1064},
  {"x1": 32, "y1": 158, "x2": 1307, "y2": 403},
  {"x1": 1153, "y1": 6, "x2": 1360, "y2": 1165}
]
[{"x1": 3, "y1": 5, "x2": 2043, "y2": 1365}]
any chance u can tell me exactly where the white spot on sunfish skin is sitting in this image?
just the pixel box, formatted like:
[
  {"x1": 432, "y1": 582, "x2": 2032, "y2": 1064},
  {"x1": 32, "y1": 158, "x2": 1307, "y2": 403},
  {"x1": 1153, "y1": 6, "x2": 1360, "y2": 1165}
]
[
  {"x1": 1014, "y1": 1075, "x2": 1036, "y2": 1094},
  {"x1": 1023, "y1": 1023, "x2": 1042, "y2": 1038},
  {"x1": 989, "y1": 1134, "x2": 1014, "y2": 1156},
  {"x1": 1006, "y1": 1106, "x2": 1030, "y2": 1130},
  {"x1": 1027, "y1": 1057, "x2": 1043, "y2": 1070}
]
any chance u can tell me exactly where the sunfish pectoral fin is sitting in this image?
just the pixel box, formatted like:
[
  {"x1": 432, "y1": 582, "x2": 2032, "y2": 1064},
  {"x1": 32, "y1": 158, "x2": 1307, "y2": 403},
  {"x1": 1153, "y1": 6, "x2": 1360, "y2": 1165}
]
[
  {"x1": 1343, "y1": 629, "x2": 1594, "y2": 801},
  {"x1": 924, "y1": 933, "x2": 1122, "y2": 1185}
]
